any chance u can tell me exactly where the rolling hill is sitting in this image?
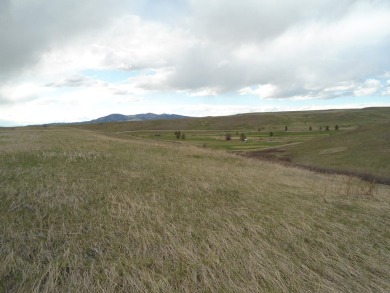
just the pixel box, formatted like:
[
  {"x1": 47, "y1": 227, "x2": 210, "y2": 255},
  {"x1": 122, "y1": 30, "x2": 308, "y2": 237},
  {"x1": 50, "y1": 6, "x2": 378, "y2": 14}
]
[
  {"x1": 77, "y1": 107, "x2": 390, "y2": 132},
  {"x1": 88, "y1": 113, "x2": 190, "y2": 123},
  {"x1": 73, "y1": 107, "x2": 390, "y2": 183},
  {"x1": 1, "y1": 126, "x2": 389, "y2": 292}
]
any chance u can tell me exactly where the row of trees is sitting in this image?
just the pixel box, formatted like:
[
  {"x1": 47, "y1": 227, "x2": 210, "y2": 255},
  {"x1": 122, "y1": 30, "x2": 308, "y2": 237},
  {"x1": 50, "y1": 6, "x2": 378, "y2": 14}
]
[
  {"x1": 177, "y1": 125, "x2": 340, "y2": 141},
  {"x1": 315, "y1": 125, "x2": 339, "y2": 131},
  {"x1": 174, "y1": 131, "x2": 186, "y2": 139},
  {"x1": 277, "y1": 125, "x2": 340, "y2": 131},
  {"x1": 259, "y1": 125, "x2": 340, "y2": 131},
  {"x1": 225, "y1": 125, "x2": 340, "y2": 140}
]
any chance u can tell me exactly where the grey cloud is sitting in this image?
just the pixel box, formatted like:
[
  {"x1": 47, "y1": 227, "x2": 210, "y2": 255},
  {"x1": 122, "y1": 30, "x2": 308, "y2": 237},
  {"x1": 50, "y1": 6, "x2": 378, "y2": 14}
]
[
  {"x1": 189, "y1": 0, "x2": 357, "y2": 45},
  {"x1": 0, "y1": 0, "x2": 139, "y2": 81},
  {"x1": 148, "y1": 0, "x2": 390, "y2": 99},
  {"x1": 45, "y1": 75, "x2": 108, "y2": 88}
]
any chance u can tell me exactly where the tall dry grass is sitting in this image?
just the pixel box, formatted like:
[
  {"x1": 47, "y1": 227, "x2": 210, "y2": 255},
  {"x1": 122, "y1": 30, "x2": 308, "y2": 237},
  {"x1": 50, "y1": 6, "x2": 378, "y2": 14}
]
[{"x1": 1, "y1": 127, "x2": 389, "y2": 292}]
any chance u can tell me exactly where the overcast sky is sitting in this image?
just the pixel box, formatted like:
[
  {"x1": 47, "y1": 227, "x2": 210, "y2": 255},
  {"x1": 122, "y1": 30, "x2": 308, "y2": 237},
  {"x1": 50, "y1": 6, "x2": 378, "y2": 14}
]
[{"x1": 1, "y1": 0, "x2": 390, "y2": 126}]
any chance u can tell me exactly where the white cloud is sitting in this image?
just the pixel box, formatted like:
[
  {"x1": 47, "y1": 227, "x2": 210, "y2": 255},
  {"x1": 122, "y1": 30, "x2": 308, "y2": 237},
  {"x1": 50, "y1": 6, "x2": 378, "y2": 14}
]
[
  {"x1": 188, "y1": 88, "x2": 219, "y2": 97},
  {"x1": 162, "y1": 0, "x2": 390, "y2": 98},
  {"x1": 0, "y1": 0, "x2": 141, "y2": 81},
  {"x1": 239, "y1": 84, "x2": 279, "y2": 99},
  {"x1": 354, "y1": 79, "x2": 382, "y2": 96},
  {"x1": 171, "y1": 104, "x2": 261, "y2": 117},
  {"x1": 383, "y1": 80, "x2": 390, "y2": 96}
]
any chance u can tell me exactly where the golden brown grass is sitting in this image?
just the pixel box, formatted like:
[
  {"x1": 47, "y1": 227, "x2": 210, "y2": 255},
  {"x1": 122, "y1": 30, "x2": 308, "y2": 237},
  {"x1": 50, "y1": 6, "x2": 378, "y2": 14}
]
[{"x1": 1, "y1": 127, "x2": 390, "y2": 292}]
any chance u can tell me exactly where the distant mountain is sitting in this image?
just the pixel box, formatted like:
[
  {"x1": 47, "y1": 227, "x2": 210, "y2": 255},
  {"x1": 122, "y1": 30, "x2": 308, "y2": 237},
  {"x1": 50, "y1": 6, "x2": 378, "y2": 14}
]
[{"x1": 87, "y1": 113, "x2": 190, "y2": 123}]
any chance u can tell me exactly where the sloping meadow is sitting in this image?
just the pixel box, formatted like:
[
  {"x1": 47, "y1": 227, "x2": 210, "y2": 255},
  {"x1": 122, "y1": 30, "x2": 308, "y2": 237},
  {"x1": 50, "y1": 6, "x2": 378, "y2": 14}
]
[{"x1": 1, "y1": 127, "x2": 389, "y2": 292}]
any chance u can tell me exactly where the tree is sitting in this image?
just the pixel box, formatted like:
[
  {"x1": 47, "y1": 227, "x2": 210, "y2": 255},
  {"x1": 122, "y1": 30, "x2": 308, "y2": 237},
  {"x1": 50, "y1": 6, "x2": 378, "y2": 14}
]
[
  {"x1": 181, "y1": 133, "x2": 186, "y2": 139},
  {"x1": 285, "y1": 125, "x2": 288, "y2": 131},
  {"x1": 325, "y1": 126, "x2": 330, "y2": 131},
  {"x1": 269, "y1": 131, "x2": 274, "y2": 137},
  {"x1": 335, "y1": 125, "x2": 339, "y2": 131},
  {"x1": 240, "y1": 133, "x2": 247, "y2": 141},
  {"x1": 225, "y1": 133, "x2": 232, "y2": 141},
  {"x1": 309, "y1": 126, "x2": 312, "y2": 131},
  {"x1": 174, "y1": 131, "x2": 181, "y2": 139}
]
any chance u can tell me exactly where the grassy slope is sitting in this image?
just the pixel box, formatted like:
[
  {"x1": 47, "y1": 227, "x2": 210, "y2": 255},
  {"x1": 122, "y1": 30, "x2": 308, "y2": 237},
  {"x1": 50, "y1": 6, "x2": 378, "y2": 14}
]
[
  {"x1": 77, "y1": 107, "x2": 390, "y2": 132},
  {"x1": 77, "y1": 107, "x2": 390, "y2": 181},
  {"x1": 281, "y1": 122, "x2": 390, "y2": 179},
  {"x1": 1, "y1": 127, "x2": 390, "y2": 292}
]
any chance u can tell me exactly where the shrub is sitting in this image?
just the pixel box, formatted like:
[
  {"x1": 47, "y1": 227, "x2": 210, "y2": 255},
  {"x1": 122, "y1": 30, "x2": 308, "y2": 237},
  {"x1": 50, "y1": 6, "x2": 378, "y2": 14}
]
[
  {"x1": 269, "y1": 132, "x2": 274, "y2": 137},
  {"x1": 225, "y1": 133, "x2": 232, "y2": 141},
  {"x1": 240, "y1": 133, "x2": 247, "y2": 141}
]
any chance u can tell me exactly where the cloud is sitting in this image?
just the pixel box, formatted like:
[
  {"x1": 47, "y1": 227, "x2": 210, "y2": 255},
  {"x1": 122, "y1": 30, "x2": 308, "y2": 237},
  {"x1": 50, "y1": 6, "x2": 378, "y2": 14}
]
[
  {"x1": 0, "y1": 0, "x2": 139, "y2": 81},
  {"x1": 0, "y1": 83, "x2": 49, "y2": 105},
  {"x1": 382, "y1": 80, "x2": 390, "y2": 96},
  {"x1": 4, "y1": 0, "x2": 389, "y2": 101},
  {"x1": 45, "y1": 75, "x2": 106, "y2": 88},
  {"x1": 188, "y1": 88, "x2": 219, "y2": 97},
  {"x1": 239, "y1": 84, "x2": 279, "y2": 99},
  {"x1": 189, "y1": 0, "x2": 356, "y2": 44},
  {"x1": 2, "y1": 0, "x2": 390, "y2": 126},
  {"x1": 135, "y1": 0, "x2": 390, "y2": 99},
  {"x1": 354, "y1": 79, "x2": 382, "y2": 96}
]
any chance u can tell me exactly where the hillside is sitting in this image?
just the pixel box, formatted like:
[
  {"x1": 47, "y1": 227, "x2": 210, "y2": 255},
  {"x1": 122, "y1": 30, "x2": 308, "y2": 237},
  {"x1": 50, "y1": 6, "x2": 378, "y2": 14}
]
[
  {"x1": 76, "y1": 107, "x2": 390, "y2": 132},
  {"x1": 74, "y1": 107, "x2": 390, "y2": 182},
  {"x1": 280, "y1": 122, "x2": 390, "y2": 180},
  {"x1": 1, "y1": 127, "x2": 390, "y2": 292},
  {"x1": 88, "y1": 113, "x2": 190, "y2": 123},
  {"x1": 242, "y1": 122, "x2": 390, "y2": 183}
]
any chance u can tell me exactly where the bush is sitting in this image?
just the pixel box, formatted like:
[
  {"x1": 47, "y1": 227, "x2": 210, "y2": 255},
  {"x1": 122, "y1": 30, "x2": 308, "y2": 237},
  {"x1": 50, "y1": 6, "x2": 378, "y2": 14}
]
[
  {"x1": 269, "y1": 132, "x2": 274, "y2": 137},
  {"x1": 225, "y1": 133, "x2": 232, "y2": 141},
  {"x1": 240, "y1": 133, "x2": 247, "y2": 141}
]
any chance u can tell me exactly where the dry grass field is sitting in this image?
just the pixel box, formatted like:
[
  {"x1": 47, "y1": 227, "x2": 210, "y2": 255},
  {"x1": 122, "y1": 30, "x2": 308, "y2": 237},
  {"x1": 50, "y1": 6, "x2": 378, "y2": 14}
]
[{"x1": 1, "y1": 127, "x2": 390, "y2": 292}]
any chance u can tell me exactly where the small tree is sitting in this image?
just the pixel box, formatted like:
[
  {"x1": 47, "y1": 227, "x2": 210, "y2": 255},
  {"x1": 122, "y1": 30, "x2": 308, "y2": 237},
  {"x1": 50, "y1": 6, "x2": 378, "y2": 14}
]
[
  {"x1": 240, "y1": 133, "x2": 246, "y2": 141},
  {"x1": 335, "y1": 125, "x2": 339, "y2": 131},
  {"x1": 325, "y1": 126, "x2": 330, "y2": 131},
  {"x1": 269, "y1": 131, "x2": 274, "y2": 137},
  {"x1": 175, "y1": 131, "x2": 181, "y2": 139},
  {"x1": 285, "y1": 125, "x2": 288, "y2": 131},
  {"x1": 181, "y1": 133, "x2": 186, "y2": 139},
  {"x1": 309, "y1": 126, "x2": 312, "y2": 131},
  {"x1": 225, "y1": 133, "x2": 232, "y2": 141}
]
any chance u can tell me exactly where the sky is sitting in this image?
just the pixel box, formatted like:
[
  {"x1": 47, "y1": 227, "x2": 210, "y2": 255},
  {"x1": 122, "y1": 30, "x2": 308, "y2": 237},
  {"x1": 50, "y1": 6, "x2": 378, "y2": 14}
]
[{"x1": 1, "y1": 0, "x2": 390, "y2": 126}]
